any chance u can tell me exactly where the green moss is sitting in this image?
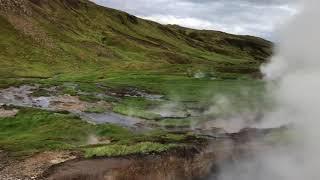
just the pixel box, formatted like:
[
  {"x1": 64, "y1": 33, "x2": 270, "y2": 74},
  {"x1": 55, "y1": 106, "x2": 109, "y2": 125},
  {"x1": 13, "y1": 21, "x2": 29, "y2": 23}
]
[
  {"x1": 84, "y1": 142, "x2": 177, "y2": 158},
  {"x1": 0, "y1": 108, "x2": 90, "y2": 156},
  {"x1": 101, "y1": 73, "x2": 266, "y2": 103},
  {"x1": 95, "y1": 124, "x2": 133, "y2": 139},
  {"x1": 61, "y1": 86, "x2": 78, "y2": 96},
  {"x1": 113, "y1": 97, "x2": 162, "y2": 120},
  {"x1": 0, "y1": 108, "x2": 134, "y2": 157},
  {"x1": 0, "y1": 107, "x2": 200, "y2": 158},
  {"x1": 84, "y1": 106, "x2": 106, "y2": 113},
  {"x1": 31, "y1": 88, "x2": 52, "y2": 97}
]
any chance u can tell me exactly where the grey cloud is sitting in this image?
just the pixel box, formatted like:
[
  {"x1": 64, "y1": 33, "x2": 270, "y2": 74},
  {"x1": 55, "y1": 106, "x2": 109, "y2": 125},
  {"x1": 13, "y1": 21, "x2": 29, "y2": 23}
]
[
  {"x1": 182, "y1": 0, "x2": 295, "y2": 5},
  {"x1": 92, "y1": 0, "x2": 298, "y2": 39}
]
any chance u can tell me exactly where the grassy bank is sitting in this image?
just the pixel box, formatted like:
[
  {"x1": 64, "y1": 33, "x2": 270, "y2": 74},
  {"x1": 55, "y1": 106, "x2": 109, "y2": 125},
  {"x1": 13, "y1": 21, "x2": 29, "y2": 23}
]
[
  {"x1": 84, "y1": 142, "x2": 177, "y2": 158},
  {"x1": 0, "y1": 108, "x2": 195, "y2": 157}
]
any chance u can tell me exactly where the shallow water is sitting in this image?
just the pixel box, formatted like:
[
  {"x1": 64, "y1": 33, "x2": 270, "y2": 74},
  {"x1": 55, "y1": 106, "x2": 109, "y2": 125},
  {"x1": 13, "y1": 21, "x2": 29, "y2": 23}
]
[
  {"x1": 0, "y1": 85, "x2": 148, "y2": 129},
  {"x1": 79, "y1": 112, "x2": 148, "y2": 129}
]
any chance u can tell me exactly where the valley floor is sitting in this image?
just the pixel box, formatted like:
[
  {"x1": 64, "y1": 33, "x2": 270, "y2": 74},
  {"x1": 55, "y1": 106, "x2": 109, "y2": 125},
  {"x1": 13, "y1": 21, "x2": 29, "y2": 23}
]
[{"x1": 0, "y1": 73, "x2": 277, "y2": 179}]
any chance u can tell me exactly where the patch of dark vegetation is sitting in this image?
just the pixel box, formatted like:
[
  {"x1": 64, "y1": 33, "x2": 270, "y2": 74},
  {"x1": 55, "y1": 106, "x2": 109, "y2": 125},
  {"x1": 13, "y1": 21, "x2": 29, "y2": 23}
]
[
  {"x1": 145, "y1": 35, "x2": 176, "y2": 50},
  {"x1": 104, "y1": 86, "x2": 156, "y2": 98},
  {"x1": 63, "y1": 0, "x2": 81, "y2": 9},
  {"x1": 29, "y1": 0, "x2": 44, "y2": 6},
  {"x1": 229, "y1": 126, "x2": 289, "y2": 143},
  {"x1": 217, "y1": 65, "x2": 260, "y2": 76},
  {"x1": 224, "y1": 37, "x2": 272, "y2": 61},
  {"x1": 31, "y1": 88, "x2": 52, "y2": 97},
  {"x1": 159, "y1": 25, "x2": 179, "y2": 37},
  {"x1": 108, "y1": 27, "x2": 170, "y2": 50},
  {"x1": 126, "y1": 14, "x2": 138, "y2": 24},
  {"x1": 163, "y1": 52, "x2": 192, "y2": 64},
  {"x1": 116, "y1": 13, "x2": 139, "y2": 25}
]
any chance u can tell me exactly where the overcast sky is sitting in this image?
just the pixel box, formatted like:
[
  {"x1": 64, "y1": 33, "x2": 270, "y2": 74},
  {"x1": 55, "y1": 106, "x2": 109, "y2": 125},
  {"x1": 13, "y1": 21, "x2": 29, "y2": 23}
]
[{"x1": 92, "y1": 0, "x2": 299, "y2": 40}]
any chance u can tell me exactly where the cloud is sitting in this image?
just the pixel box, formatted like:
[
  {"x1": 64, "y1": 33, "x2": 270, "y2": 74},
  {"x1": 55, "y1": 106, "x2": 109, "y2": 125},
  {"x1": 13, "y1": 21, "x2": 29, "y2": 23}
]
[
  {"x1": 140, "y1": 14, "x2": 270, "y2": 36},
  {"x1": 139, "y1": 15, "x2": 215, "y2": 30},
  {"x1": 92, "y1": 0, "x2": 298, "y2": 39}
]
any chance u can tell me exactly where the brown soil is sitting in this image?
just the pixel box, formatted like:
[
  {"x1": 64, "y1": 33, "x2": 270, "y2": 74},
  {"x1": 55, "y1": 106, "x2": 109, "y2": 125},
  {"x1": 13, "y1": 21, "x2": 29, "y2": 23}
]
[
  {"x1": 42, "y1": 146, "x2": 215, "y2": 180},
  {"x1": 0, "y1": 151, "x2": 77, "y2": 180},
  {"x1": 49, "y1": 95, "x2": 88, "y2": 112}
]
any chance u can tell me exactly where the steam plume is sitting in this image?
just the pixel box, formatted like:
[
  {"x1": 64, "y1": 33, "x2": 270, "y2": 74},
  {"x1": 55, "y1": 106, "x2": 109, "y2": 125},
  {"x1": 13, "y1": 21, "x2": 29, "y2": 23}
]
[{"x1": 216, "y1": 0, "x2": 320, "y2": 179}]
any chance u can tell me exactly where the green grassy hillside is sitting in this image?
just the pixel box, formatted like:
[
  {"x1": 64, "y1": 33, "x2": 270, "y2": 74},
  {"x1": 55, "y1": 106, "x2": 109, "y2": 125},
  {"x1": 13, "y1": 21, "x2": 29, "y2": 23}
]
[
  {"x1": 0, "y1": 0, "x2": 273, "y2": 159},
  {"x1": 0, "y1": 0, "x2": 272, "y2": 78}
]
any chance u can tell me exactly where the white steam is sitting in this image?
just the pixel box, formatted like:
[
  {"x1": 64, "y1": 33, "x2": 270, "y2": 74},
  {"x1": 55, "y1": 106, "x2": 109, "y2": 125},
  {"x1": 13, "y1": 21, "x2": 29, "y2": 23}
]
[{"x1": 216, "y1": 0, "x2": 320, "y2": 179}]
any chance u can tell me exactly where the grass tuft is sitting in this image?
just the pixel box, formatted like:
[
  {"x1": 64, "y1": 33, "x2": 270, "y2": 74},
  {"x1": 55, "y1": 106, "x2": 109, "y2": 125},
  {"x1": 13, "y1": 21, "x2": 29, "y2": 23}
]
[{"x1": 84, "y1": 142, "x2": 177, "y2": 158}]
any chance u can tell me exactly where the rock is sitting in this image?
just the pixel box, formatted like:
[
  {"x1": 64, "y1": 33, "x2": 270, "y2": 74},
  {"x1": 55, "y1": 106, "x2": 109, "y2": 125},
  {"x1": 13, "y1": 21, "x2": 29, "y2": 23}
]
[{"x1": 0, "y1": 108, "x2": 19, "y2": 118}]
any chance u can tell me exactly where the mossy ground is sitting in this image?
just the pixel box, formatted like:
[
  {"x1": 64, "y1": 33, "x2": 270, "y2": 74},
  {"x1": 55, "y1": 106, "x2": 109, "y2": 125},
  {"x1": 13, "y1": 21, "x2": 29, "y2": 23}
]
[
  {"x1": 0, "y1": 107, "x2": 197, "y2": 158},
  {"x1": 0, "y1": 73, "x2": 268, "y2": 158},
  {"x1": 0, "y1": 73, "x2": 268, "y2": 156},
  {"x1": 84, "y1": 142, "x2": 177, "y2": 158}
]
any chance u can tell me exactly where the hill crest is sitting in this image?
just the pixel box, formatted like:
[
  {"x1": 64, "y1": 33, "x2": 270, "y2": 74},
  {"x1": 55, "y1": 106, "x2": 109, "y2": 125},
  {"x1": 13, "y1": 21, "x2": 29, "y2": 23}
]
[{"x1": 0, "y1": 0, "x2": 272, "y2": 78}]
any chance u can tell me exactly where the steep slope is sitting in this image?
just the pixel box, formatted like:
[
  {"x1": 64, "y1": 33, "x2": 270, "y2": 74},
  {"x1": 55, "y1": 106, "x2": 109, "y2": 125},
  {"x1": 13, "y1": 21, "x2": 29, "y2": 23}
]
[{"x1": 0, "y1": 0, "x2": 272, "y2": 78}]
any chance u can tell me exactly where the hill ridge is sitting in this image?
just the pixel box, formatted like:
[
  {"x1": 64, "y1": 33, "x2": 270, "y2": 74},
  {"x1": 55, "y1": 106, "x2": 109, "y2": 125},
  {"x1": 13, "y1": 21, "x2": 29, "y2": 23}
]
[{"x1": 0, "y1": 0, "x2": 272, "y2": 78}]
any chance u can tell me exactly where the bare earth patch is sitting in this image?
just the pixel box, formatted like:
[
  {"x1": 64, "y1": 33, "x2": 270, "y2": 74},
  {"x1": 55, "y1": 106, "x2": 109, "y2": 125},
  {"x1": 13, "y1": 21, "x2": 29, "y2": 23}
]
[
  {"x1": 49, "y1": 95, "x2": 88, "y2": 112},
  {"x1": 0, "y1": 108, "x2": 18, "y2": 118},
  {"x1": 0, "y1": 151, "x2": 77, "y2": 180}
]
